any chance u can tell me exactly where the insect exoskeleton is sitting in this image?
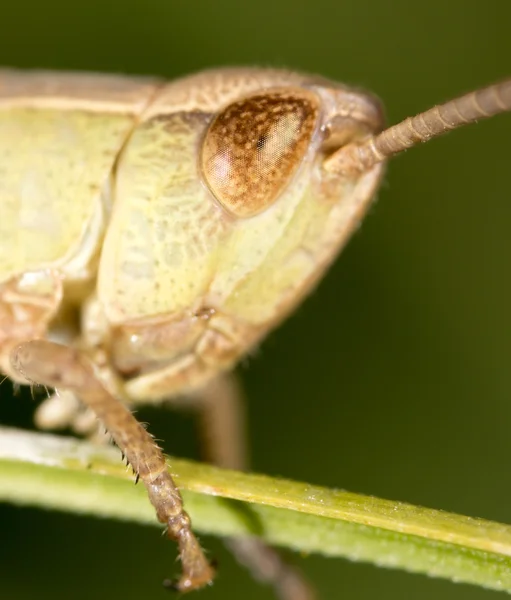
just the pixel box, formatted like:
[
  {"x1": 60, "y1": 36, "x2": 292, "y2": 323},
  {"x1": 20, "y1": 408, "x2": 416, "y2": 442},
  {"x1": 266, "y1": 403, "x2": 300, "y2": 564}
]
[
  {"x1": 0, "y1": 67, "x2": 384, "y2": 412},
  {"x1": 1, "y1": 67, "x2": 510, "y2": 596},
  {"x1": 0, "y1": 66, "x2": 386, "y2": 596}
]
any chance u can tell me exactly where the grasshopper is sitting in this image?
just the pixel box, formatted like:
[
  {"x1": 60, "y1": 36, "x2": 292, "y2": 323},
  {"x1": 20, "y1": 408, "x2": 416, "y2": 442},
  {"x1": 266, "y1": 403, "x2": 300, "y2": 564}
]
[{"x1": 0, "y1": 68, "x2": 509, "y2": 599}]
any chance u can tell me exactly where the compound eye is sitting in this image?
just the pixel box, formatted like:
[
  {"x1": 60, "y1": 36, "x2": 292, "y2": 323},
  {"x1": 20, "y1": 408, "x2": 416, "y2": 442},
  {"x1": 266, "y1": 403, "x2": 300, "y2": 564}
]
[{"x1": 201, "y1": 90, "x2": 319, "y2": 218}]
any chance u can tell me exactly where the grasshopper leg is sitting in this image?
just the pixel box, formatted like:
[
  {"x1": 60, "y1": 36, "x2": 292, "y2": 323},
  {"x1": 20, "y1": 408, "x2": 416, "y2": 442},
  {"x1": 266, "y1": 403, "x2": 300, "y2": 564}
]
[
  {"x1": 191, "y1": 374, "x2": 317, "y2": 600},
  {"x1": 10, "y1": 339, "x2": 215, "y2": 592}
]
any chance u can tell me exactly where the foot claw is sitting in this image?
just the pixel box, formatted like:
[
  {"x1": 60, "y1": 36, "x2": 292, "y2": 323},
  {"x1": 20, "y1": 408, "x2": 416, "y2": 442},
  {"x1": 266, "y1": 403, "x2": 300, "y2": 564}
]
[
  {"x1": 162, "y1": 578, "x2": 179, "y2": 592},
  {"x1": 162, "y1": 560, "x2": 216, "y2": 593}
]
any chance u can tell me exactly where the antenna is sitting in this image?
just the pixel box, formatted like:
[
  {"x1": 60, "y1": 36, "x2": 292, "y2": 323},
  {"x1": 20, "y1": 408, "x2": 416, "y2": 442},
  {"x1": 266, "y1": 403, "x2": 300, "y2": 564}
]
[{"x1": 324, "y1": 78, "x2": 511, "y2": 175}]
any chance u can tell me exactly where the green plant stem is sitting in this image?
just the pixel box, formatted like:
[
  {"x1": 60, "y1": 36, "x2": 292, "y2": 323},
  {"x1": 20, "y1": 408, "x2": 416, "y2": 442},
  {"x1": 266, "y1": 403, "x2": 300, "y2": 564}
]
[{"x1": 1, "y1": 425, "x2": 511, "y2": 593}]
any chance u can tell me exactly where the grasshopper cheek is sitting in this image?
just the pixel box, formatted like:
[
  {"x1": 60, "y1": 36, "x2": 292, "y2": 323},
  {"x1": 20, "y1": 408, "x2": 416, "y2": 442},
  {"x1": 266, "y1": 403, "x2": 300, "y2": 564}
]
[{"x1": 200, "y1": 89, "x2": 320, "y2": 218}]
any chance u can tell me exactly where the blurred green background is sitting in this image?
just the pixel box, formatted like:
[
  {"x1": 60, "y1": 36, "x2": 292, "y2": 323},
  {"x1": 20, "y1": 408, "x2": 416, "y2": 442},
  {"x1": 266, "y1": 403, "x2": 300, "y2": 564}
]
[{"x1": 0, "y1": 1, "x2": 510, "y2": 599}]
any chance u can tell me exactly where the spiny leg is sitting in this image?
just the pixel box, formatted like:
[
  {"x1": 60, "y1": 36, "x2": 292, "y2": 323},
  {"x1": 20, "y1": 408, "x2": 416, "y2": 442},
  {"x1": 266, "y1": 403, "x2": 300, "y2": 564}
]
[
  {"x1": 11, "y1": 339, "x2": 215, "y2": 592},
  {"x1": 191, "y1": 374, "x2": 316, "y2": 600}
]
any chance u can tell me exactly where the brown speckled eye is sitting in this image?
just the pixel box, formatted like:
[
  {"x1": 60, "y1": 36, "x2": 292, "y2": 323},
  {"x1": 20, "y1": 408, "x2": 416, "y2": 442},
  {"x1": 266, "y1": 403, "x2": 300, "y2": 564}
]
[{"x1": 201, "y1": 89, "x2": 319, "y2": 218}]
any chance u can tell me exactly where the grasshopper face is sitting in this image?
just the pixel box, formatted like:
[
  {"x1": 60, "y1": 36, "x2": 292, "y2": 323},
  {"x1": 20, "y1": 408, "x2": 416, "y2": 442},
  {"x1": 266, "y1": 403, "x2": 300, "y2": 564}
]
[{"x1": 95, "y1": 69, "x2": 385, "y2": 398}]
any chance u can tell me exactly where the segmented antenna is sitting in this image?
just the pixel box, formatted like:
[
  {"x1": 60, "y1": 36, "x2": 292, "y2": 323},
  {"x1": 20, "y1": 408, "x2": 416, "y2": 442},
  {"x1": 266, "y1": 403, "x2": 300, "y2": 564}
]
[{"x1": 324, "y1": 78, "x2": 511, "y2": 175}]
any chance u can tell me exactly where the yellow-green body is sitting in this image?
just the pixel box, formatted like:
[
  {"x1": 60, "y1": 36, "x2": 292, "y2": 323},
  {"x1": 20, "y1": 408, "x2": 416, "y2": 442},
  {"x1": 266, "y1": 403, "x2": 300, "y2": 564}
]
[{"x1": 0, "y1": 68, "x2": 384, "y2": 404}]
